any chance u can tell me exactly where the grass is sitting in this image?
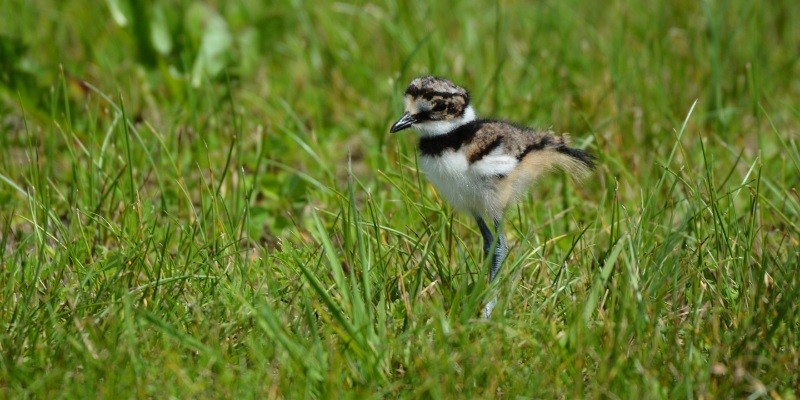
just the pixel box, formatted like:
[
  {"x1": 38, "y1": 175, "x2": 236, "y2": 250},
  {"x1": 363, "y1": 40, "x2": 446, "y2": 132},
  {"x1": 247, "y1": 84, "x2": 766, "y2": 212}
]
[{"x1": 1, "y1": 0, "x2": 799, "y2": 398}]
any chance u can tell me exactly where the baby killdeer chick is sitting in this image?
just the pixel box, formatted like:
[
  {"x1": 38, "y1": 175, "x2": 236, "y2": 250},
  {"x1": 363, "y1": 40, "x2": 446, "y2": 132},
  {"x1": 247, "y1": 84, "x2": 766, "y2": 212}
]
[{"x1": 390, "y1": 76, "x2": 594, "y2": 317}]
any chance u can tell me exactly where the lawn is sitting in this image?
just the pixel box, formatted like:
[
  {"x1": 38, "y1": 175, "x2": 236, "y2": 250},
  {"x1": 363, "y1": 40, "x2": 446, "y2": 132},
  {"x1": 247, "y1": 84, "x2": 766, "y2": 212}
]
[{"x1": 1, "y1": 0, "x2": 799, "y2": 398}]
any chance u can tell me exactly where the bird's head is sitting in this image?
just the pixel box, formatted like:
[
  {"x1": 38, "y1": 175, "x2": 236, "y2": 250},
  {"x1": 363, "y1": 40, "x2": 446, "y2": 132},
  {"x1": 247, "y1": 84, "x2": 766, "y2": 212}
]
[{"x1": 390, "y1": 76, "x2": 476, "y2": 136}]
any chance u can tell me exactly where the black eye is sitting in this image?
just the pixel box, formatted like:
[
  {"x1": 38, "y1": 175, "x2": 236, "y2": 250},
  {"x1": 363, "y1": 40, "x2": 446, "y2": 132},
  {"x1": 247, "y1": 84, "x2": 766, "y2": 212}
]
[
  {"x1": 432, "y1": 102, "x2": 446, "y2": 112},
  {"x1": 413, "y1": 110, "x2": 431, "y2": 121}
]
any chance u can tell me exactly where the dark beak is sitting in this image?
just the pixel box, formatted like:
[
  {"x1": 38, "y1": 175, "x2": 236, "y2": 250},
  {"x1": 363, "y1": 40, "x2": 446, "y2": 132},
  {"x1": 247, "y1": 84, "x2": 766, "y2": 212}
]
[{"x1": 390, "y1": 112, "x2": 416, "y2": 133}]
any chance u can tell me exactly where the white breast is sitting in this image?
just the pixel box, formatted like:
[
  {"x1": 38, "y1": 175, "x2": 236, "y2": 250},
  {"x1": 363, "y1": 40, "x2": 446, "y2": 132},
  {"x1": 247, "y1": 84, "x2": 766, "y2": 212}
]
[
  {"x1": 418, "y1": 146, "x2": 522, "y2": 218},
  {"x1": 419, "y1": 151, "x2": 485, "y2": 215}
]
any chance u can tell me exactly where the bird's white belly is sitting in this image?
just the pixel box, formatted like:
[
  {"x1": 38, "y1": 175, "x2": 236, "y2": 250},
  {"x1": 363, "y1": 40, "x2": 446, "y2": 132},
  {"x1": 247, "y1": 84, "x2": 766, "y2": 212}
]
[{"x1": 419, "y1": 151, "x2": 489, "y2": 215}]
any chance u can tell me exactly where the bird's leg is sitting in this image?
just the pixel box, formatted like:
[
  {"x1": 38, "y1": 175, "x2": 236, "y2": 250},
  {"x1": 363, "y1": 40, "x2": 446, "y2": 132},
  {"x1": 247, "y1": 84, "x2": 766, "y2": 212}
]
[
  {"x1": 477, "y1": 216, "x2": 508, "y2": 319},
  {"x1": 489, "y1": 218, "x2": 508, "y2": 282},
  {"x1": 474, "y1": 215, "x2": 494, "y2": 261}
]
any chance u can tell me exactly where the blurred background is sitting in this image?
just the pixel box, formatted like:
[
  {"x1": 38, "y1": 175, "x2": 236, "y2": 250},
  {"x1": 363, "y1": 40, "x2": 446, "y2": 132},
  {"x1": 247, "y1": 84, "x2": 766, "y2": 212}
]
[{"x1": 2, "y1": 1, "x2": 799, "y2": 224}]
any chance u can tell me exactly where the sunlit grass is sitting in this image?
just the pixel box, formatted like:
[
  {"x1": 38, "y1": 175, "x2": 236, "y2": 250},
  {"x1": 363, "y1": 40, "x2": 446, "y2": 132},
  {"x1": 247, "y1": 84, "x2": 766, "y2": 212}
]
[{"x1": 1, "y1": 0, "x2": 799, "y2": 398}]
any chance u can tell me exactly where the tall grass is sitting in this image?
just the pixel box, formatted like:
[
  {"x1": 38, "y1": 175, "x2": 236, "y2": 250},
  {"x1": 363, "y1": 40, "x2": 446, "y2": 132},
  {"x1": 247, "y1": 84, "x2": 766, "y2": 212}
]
[{"x1": 1, "y1": 0, "x2": 798, "y2": 398}]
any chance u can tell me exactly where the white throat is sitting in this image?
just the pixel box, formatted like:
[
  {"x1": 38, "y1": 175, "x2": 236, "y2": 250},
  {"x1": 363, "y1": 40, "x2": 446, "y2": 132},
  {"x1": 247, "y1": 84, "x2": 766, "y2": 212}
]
[{"x1": 414, "y1": 105, "x2": 476, "y2": 137}]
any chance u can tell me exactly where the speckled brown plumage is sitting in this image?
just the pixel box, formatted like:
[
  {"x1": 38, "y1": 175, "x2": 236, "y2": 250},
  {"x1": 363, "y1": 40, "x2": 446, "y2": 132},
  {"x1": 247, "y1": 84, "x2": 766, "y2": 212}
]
[
  {"x1": 418, "y1": 119, "x2": 592, "y2": 172},
  {"x1": 404, "y1": 76, "x2": 470, "y2": 120}
]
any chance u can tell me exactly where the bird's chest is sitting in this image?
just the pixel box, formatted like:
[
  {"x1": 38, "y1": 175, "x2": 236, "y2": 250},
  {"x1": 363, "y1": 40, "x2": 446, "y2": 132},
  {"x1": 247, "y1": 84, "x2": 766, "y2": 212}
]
[{"x1": 419, "y1": 151, "x2": 484, "y2": 211}]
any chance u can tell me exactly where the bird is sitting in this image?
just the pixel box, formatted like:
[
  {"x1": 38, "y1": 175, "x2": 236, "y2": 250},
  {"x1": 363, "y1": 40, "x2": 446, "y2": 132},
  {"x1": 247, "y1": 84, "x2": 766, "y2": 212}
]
[{"x1": 390, "y1": 76, "x2": 594, "y2": 317}]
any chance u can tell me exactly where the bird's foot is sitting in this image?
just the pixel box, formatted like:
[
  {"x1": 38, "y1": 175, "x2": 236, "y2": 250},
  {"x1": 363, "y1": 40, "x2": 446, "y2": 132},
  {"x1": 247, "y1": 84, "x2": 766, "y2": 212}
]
[{"x1": 482, "y1": 297, "x2": 497, "y2": 319}]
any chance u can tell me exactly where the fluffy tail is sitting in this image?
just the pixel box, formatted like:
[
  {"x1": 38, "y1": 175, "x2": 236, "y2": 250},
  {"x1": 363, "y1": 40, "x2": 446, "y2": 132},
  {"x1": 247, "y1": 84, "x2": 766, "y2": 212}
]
[
  {"x1": 496, "y1": 133, "x2": 595, "y2": 211},
  {"x1": 550, "y1": 134, "x2": 595, "y2": 181},
  {"x1": 518, "y1": 132, "x2": 595, "y2": 182}
]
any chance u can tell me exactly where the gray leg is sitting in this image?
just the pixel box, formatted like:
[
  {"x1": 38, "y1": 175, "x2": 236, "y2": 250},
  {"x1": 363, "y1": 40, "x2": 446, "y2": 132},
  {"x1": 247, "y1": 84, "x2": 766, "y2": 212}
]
[
  {"x1": 489, "y1": 218, "x2": 508, "y2": 282},
  {"x1": 477, "y1": 216, "x2": 508, "y2": 319},
  {"x1": 474, "y1": 216, "x2": 494, "y2": 260}
]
